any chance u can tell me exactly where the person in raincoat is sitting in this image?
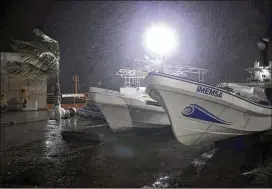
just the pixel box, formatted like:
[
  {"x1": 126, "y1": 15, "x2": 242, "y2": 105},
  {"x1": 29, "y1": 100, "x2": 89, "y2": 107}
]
[
  {"x1": 0, "y1": 94, "x2": 8, "y2": 113},
  {"x1": 20, "y1": 88, "x2": 27, "y2": 109}
]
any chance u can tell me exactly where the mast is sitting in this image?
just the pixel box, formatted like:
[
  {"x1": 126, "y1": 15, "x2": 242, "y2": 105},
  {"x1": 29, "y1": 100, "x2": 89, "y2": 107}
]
[
  {"x1": 256, "y1": 1, "x2": 272, "y2": 67},
  {"x1": 268, "y1": 3, "x2": 272, "y2": 65}
]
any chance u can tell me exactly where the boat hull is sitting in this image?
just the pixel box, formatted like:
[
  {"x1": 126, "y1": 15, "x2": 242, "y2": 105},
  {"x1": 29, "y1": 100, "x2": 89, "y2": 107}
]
[
  {"x1": 123, "y1": 98, "x2": 170, "y2": 128},
  {"x1": 89, "y1": 92, "x2": 133, "y2": 131},
  {"x1": 89, "y1": 87, "x2": 170, "y2": 131},
  {"x1": 146, "y1": 73, "x2": 272, "y2": 146}
]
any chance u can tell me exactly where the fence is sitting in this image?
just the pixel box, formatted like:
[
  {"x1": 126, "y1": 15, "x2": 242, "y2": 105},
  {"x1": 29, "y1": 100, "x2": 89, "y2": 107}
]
[{"x1": 47, "y1": 93, "x2": 89, "y2": 109}]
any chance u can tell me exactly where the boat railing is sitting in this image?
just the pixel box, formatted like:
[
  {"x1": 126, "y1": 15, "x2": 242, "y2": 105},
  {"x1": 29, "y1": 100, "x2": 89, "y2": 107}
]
[
  {"x1": 244, "y1": 62, "x2": 272, "y2": 83},
  {"x1": 117, "y1": 58, "x2": 211, "y2": 83},
  {"x1": 161, "y1": 65, "x2": 210, "y2": 82},
  {"x1": 116, "y1": 67, "x2": 148, "y2": 88}
]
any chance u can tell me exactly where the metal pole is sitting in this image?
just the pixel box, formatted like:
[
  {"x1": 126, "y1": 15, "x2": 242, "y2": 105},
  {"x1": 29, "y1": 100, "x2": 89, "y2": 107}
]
[
  {"x1": 73, "y1": 75, "x2": 79, "y2": 107},
  {"x1": 73, "y1": 75, "x2": 79, "y2": 94}
]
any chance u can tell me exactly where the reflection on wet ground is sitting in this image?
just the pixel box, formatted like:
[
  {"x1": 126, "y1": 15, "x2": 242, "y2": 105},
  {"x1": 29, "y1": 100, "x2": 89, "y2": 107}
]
[{"x1": 1, "y1": 116, "x2": 272, "y2": 187}]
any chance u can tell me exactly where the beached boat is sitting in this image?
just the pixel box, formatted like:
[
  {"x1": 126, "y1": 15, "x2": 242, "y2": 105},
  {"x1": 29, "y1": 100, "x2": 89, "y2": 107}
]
[
  {"x1": 145, "y1": 60, "x2": 272, "y2": 146},
  {"x1": 88, "y1": 60, "x2": 211, "y2": 132},
  {"x1": 88, "y1": 86, "x2": 170, "y2": 131}
]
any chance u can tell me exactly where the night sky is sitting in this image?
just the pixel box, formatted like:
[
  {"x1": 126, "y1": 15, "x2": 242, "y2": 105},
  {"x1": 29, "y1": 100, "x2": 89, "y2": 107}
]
[{"x1": 1, "y1": 1, "x2": 271, "y2": 92}]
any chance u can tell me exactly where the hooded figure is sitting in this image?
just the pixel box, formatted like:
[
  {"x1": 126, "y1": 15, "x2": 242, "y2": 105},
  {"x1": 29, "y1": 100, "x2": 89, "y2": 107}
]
[{"x1": 20, "y1": 88, "x2": 27, "y2": 108}]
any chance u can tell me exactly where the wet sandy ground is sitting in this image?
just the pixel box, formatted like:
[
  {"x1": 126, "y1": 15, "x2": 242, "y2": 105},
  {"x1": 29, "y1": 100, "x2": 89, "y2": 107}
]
[{"x1": 1, "y1": 116, "x2": 272, "y2": 187}]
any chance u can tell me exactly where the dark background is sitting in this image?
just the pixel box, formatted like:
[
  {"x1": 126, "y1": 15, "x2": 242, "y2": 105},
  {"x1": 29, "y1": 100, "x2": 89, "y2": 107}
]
[{"x1": 1, "y1": 0, "x2": 271, "y2": 92}]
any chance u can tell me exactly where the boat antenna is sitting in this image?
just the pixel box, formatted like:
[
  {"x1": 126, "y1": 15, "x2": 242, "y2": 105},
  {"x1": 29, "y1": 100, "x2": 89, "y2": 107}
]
[
  {"x1": 256, "y1": 1, "x2": 272, "y2": 67},
  {"x1": 268, "y1": 8, "x2": 272, "y2": 65}
]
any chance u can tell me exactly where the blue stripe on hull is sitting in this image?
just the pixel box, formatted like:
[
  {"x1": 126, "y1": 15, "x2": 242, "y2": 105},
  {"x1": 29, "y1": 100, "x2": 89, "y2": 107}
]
[{"x1": 182, "y1": 104, "x2": 232, "y2": 125}]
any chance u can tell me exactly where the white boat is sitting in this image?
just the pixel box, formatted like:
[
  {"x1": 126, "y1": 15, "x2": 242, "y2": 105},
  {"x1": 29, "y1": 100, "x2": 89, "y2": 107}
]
[
  {"x1": 88, "y1": 59, "x2": 214, "y2": 132},
  {"x1": 88, "y1": 86, "x2": 170, "y2": 131},
  {"x1": 145, "y1": 61, "x2": 272, "y2": 146},
  {"x1": 87, "y1": 61, "x2": 178, "y2": 131}
]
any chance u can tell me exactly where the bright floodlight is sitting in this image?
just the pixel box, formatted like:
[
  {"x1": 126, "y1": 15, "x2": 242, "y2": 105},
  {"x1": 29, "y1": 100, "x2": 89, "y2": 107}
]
[{"x1": 144, "y1": 23, "x2": 178, "y2": 56}]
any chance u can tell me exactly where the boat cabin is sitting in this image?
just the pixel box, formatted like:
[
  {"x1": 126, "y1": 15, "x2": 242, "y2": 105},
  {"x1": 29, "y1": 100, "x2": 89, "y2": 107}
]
[{"x1": 245, "y1": 61, "x2": 272, "y2": 83}]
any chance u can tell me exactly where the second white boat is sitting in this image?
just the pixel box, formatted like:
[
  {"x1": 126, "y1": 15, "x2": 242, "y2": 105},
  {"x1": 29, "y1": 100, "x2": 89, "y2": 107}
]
[{"x1": 88, "y1": 86, "x2": 170, "y2": 131}]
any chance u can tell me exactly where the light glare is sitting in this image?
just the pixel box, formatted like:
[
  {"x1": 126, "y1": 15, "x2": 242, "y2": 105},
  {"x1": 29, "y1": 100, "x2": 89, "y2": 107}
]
[{"x1": 144, "y1": 23, "x2": 178, "y2": 56}]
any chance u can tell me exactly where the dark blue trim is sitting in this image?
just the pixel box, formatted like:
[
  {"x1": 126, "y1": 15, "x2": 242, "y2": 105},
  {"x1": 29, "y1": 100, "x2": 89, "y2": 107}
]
[
  {"x1": 146, "y1": 72, "x2": 272, "y2": 109},
  {"x1": 182, "y1": 104, "x2": 232, "y2": 125},
  {"x1": 191, "y1": 104, "x2": 230, "y2": 124}
]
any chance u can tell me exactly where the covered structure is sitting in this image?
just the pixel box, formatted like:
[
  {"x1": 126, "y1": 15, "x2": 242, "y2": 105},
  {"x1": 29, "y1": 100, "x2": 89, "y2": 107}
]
[{"x1": 1, "y1": 52, "x2": 47, "y2": 111}]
